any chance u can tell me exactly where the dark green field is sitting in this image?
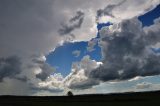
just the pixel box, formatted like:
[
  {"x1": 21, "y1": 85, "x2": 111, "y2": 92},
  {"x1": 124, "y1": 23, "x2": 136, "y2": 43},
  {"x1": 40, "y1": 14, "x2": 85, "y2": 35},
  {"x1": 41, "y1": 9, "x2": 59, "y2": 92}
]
[{"x1": 0, "y1": 90, "x2": 160, "y2": 106}]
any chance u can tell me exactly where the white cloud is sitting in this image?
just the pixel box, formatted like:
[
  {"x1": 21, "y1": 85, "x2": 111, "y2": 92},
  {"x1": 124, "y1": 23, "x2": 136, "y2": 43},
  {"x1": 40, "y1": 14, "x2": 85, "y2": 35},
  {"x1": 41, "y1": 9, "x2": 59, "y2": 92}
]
[
  {"x1": 97, "y1": 0, "x2": 160, "y2": 23},
  {"x1": 38, "y1": 73, "x2": 64, "y2": 90},
  {"x1": 64, "y1": 55, "x2": 102, "y2": 89},
  {"x1": 0, "y1": 0, "x2": 159, "y2": 58},
  {"x1": 136, "y1": 82, "x2": 152, "y2": 89},
  {"x1": 72, "y1": 50, "x2": 81, "y2": 57}
]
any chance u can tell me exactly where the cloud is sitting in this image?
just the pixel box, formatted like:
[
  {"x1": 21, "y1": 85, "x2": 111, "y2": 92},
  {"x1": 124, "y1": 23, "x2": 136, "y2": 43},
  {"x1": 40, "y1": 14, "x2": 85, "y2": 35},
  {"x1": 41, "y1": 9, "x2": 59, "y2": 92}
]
[
  {"x1": 87, "y1": 39, "x2": 97, "y2": 52},
  {"x1": 38, "y1": 73, "x2": 64, "y2": 89},
  {"x1": 0, "y1": 56, "x2": 22, "y2": 82},
  {"x1": 0, "y1": 0, "x2": 159, "y2": 95},
  {"x1": 64, "y1": 55, "x2": 102, "y2": 89},
  {"x1": 72, "y1": 50, "x2": 81, "y2": 57},
  {"x1": 89, "y1": 17, "x2": 160, "y2": 83},
  {"x1": 32, "y1": 74, "x2": 64, "y2": 93},
  {"x1": 136, "y1": 82, "x2": 152, "y2": 89},
  {"x1": 96, "y1": 0, "x2": 159, "y2": 23},
  {"x1": 0, "y1": 0, "x2": 159, "y2": 57},
  {"x1": 0, "y1": 0, "x2": 63, "y2": 58},
  {"x1": 0, "y1": 0, "x2": 158, "y2": 57},
  {"x1": 0, "y1": 55, "x2": 65, "y2": 95},
  {"x1": 32, "y1": 57, "x2": 55, "y2": 81},
  {"x1": 96, "y1": 0, "x2": 126, "y2": 20},
  {"x1": 69, "y1": 79, "x2": 99, "y2": 89},
  {"x1": 0, "y1": 77, "x2": 31, "y2": 95},
  {"x1": 0, "y1": 0, "x2": 65, "y2": 95},
  {"x1": 93, "y1": 76, "x2": 160, "y2": 94},
  {"x1": 32, "y1": 86, "x2": 63, "y2": 93},
  {"x1": 58, "y1": 10, "x2": 85, "y2": 37}
]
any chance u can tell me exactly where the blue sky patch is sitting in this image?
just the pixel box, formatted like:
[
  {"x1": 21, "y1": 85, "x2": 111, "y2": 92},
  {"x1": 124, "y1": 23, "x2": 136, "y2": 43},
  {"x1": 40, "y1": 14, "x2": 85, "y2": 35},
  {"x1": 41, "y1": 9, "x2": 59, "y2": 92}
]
[
  {"x1": 46, "y1": 22, "x2": 112, "y2": 76},
  {"x1": 151, "y1": 48, "x2": 160, "y2": 54},
  {"x1": 138, "y1": 4, "x2": 160, "y2": 27},
  {"x1": 46, "y1": 42, "x2": 101, "y2": 76},
  {"x1": 97, "y1": 22, "x2": 113, "y2": 38}
]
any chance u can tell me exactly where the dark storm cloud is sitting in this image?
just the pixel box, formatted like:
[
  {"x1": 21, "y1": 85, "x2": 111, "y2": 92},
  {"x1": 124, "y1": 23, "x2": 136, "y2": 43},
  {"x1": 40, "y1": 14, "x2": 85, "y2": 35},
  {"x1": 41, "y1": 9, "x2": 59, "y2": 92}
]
[
  {"x1": 89, "y1": 17, "x2": 160, "y2": 82},
  {"x1": 35, "y1": 63, "x2": 54, "y2": 81},
  {"x1": 0, "y1": 56, "x2": 22, "y2": 82},
  {"x1": 58, "y1": 10, "x2": 84, "y2": 35},
  {"x1": 15, "y1": 76, "x2": 28, "y2": 82},
  {"x1": 32, "y1": 57, "x2": 55, "y2": 81}
]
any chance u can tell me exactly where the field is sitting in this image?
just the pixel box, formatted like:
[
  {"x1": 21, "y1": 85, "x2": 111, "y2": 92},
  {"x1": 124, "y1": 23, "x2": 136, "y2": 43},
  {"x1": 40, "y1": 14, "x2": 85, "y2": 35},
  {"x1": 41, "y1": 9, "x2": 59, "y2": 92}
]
[{"x1": 0, "y1": 90, "x2": 160, "y2": 106}]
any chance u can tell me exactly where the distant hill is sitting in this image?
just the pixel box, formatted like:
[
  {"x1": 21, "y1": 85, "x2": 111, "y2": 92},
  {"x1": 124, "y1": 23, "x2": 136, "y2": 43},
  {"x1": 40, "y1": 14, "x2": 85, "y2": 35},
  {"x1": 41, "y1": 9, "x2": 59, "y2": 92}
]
[{"x1": 0, "y1": 90, "x2": 160, "y2": 106}]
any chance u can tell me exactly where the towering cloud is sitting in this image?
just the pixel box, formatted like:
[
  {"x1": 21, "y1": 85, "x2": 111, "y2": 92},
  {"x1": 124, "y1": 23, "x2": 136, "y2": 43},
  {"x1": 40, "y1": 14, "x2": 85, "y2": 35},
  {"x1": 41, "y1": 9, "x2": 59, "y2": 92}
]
[
  {"x1": 64, "y1": 55, "x2": 102, "y2": 89},
  {"x1": 89, "y1": 17, "x2": 160, "y2": 83},
  {"x1": 66, "y1": 17, "x2": 160, "y2": 89}
]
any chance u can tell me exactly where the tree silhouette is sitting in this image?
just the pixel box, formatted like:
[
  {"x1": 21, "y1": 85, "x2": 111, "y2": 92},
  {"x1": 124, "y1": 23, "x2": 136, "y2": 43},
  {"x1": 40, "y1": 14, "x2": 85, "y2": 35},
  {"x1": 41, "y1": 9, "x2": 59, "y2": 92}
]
[{"x1": 67, "y1": 91, "x2": 73, "y2": 96}]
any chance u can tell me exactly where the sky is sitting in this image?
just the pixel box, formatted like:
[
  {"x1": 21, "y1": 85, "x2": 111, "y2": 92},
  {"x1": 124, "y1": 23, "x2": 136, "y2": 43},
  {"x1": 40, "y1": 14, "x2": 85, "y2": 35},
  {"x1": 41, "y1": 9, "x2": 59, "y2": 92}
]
[
  {"x1": 138, "y1": 4, "x2": 160, "y2": 27},
  {"x1": 46, "y1": 22, "x2": 112, "y2": 77},
  {"x1": 0, "y1": 0, "x2": 160, "y2": 96}
]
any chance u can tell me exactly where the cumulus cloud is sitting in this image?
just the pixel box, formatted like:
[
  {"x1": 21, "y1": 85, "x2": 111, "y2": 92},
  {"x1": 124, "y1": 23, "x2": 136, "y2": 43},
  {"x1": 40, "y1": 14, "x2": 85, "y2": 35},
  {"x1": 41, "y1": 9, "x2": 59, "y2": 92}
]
[
  {"x1": 89, "y1": 17, "x2": 160, "y2": 83},
  {"x1": 32, "y1": 57, "x2": 55, "y2": 81},
  {"x1": 35, "y1": 73, "x2": 64, "y2": 92},
  {"x1": 72, "y1": 50, "x2": 81, "y2": 57},
  {"x1": 0, "y1": 55, "x2": 65, "y2": 95},
  {"x1": 64, "y1": 55, "x2": 102, "y2": 89}
]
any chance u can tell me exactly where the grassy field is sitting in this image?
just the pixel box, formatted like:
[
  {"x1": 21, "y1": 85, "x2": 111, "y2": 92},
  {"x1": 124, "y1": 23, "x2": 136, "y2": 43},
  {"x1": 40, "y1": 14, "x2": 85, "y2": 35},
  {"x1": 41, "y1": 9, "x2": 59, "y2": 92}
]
[{"x1": 0, "y1": 90, "x2": 160, "y2": 106}]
